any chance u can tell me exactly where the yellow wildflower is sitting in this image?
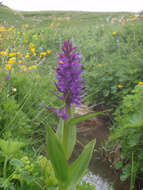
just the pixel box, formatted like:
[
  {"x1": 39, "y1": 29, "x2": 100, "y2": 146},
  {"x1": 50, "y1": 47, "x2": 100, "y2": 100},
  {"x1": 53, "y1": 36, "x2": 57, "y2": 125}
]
[
  {"x1": 40, "y1": 52, "x2": 47, "y2": 57},
  {"x1": 33, "y1": 34, "x2": 38, "y2": 39},
  {"x1": 8, "y1": 57, "x2": 16, "y2": 64},
  {"x1": 118, "y1": 84, "x2": 123, "y2": 89},
  {"x1": 138, "y1": 82, "x2": 143, "y2": 85},
  {"x1": 50, "y1": 23, "x2": 54, "y2": 27},
  {"x1": 30, "y1": 48, "x2": 35, "y2": 52},
  {"x1": 47, "y1": 50, "x2": 51, "y2": 54},
  {"x1": 5, "y1": 64, "x2": 12, "y2": 70},
  {"x1": 0, "y1": 51, "x2": 8, "y2": 56},
  {"x1": 111, "y1": 18, "x2": 117, "y2": 23},
  {"x1": 25, "y1": 54, "x2": 30, "y2": 58},
  {"x1": 21, "y1": 65, "x2": 27, "y2": 71},
  {"x1": 30, "y1": 48, "x2": 36, "y2": 56},
  {"x1": 13, "y1": 30, "x2": 16, "y2": 34},
  {"x1": 18, "y1": 60, "x2": 22, "y2": 64},
  {"x1": 21, "y1": 65, "x2": 26, "y2": 69},
  {"x1": 112, "y1": 32, "x2": 117, "y2": 36},
  {"x1": 0, "y1": 34, "x2": 2, "y2": 38},
  {"x1": 8, "y1": 27, "x2": 13, "y2": 31},
  {"x1": 25, "y1": 24, "x2": 29, "y2": 28},
  {"x1": 28, "y1": 66, "x2": 32, "y2": 70},
  {"x1": 32, "y1": 65, "x2": 37, "y2": 69},
  {"x1": 29, "y1": 43, "x2": 35, "y2": 48},
  {"x1": 9, "y1": 52, "x2": 16, "y2": 57},
  {"x1": 22, "y1": 24, "x2": 29, "y2": 29},
  {"x1": 98, "y1": 64, "x2": 102, "y2": 67},
  {"x1": 0, "y1": 26, "x2": 6, "y2": 32},
  {"x1": 131, "y1": 18, "x2": 136, "y2": 22},
  {"x1": 122, "y1": 19, "x2": 126, "y2": 22},
  {"x1": 59, "y1": 60, "x2": 63, "y2": 63},
  {"x1": 24, "y1": 40, "x2": 28, "y2": 43}
]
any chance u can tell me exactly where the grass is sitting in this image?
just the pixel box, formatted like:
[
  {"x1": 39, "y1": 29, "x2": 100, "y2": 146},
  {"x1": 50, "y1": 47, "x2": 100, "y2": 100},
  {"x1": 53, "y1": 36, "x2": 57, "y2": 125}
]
[{"x1": 0, "y1": 4, "x2": 143, "y2": 189}]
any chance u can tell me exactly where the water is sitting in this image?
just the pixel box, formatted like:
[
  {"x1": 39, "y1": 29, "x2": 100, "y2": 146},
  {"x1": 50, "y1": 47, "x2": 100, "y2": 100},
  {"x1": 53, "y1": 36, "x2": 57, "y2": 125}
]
[
  {"x1": 82, "y1": 171, "x2": 113, "y2": 190},
  {"x1": 74, "y1": 115, "x2": 129, "y2": 190},
  {"x1": 74, "y1": 144, "x2": 129, "y2": 190}
]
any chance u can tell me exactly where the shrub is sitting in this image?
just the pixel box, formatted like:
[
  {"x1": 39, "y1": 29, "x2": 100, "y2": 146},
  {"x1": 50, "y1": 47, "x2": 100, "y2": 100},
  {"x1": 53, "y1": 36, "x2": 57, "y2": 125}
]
[{"x1": 109, "y1": 84, "x2": 143, "y2": 185}]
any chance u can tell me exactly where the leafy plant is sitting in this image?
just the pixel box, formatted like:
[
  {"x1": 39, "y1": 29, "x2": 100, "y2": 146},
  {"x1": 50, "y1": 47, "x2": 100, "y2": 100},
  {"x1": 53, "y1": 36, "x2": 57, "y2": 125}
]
[{"x1": 109, "y1": 84, "x2": 143, "y2": 188}]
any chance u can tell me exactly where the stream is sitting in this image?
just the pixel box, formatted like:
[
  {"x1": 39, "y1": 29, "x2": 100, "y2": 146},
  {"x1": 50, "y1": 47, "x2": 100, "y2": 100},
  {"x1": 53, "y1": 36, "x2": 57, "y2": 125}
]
[{"x1": 73, "y1": 106, "x2": 129, "y2": 190}]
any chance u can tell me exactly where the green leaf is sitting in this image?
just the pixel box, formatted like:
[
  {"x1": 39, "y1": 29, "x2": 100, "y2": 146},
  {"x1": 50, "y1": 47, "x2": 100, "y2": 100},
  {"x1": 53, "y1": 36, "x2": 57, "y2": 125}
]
[
  {"x1": 57, "y1": 107, "x2": 76, "y2": 160},
  {"x1": 0, "y1": 139, "x2": 24, "y2": 157},
  {"x1": 46, "y1": 127, "x2": 69, "y2": 184},
  {"x1": 10, "y1": 158, "x2": 24, "y2": 168},
  {"x1": 67, "y1": 139, "x2": 96, "y2": 190},
  {"x1": 67, "y1": 112, "x2": 105, "y2": 126},
  {"x1": 56, "y1": 118, "x2": 64, "y2": 144},
  {"x1": 65, "y1": 125, "x2": 76, "y2": 160},
  {"x1": 65, "y1": 105, "x2": 77, "y2": 159}
]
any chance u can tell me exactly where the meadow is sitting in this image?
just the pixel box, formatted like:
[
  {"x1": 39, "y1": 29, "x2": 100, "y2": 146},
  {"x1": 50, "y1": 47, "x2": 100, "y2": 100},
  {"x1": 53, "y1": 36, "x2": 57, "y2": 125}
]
[{"x1": 0, "y1": 4, "x2": 143, "y2": 190}]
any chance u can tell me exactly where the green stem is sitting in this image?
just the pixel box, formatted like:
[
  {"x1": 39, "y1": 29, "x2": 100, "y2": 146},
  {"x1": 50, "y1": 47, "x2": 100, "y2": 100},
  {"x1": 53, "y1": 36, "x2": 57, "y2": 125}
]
[
  {"x1": 63, "y1": 104, "x2": 71, "y2": 158},
  {"x1": 59, "y1": 184, "x2": 67, "y2": 190},
  {"x1": 130, "y1": 152, "x2": 135, "y2": 190},
  {"x1": 3, "y1": 156, "x2": 9, "y2": 178},
  {"x1": 34, "y1": 181, "x2": 44, "y2": 190}
]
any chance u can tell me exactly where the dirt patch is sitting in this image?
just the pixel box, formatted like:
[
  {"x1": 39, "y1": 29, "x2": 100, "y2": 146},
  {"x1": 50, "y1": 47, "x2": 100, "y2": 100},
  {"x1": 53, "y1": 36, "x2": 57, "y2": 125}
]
[{"x1": 73, "y1": 105, "x2": 130, "y2": 190}]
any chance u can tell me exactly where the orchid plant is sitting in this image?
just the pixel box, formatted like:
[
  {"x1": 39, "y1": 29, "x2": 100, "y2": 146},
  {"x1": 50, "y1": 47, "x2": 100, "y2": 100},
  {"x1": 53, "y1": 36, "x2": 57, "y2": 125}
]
[{"x1": 44, "y1": 40, "x2": 103, "y2": 190}]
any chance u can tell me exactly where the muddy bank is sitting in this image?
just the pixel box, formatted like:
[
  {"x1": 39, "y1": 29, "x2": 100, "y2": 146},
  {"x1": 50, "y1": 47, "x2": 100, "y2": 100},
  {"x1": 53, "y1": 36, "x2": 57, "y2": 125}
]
[{"x1": 72, "y1": 105, "x2": 129, "y2": 190}]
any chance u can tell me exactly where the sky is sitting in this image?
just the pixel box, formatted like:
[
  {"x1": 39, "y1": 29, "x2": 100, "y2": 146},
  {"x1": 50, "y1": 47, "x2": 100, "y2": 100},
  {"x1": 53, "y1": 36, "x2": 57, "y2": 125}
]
[{"x1": 3, "y1": 0, "x2": 143, "y2": 12}]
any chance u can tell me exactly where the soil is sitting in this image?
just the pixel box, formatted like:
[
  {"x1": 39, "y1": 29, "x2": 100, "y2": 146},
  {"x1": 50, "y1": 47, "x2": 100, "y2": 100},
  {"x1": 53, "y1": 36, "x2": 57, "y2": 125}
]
[{"x1": 72, "y1": 104, "x2": 130, "y2": 190}]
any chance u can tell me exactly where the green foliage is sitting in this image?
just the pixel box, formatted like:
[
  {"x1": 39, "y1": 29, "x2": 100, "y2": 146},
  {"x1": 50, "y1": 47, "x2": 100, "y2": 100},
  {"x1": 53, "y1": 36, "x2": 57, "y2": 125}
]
[
  {"x1": 46, "y1": 126, "x2": 95, "y2": 190},
  {"x1": 0, "y1": 155, "x2": 58, "y2": 190},
  {"x1": 1, "y1": 7, "x2": 143, "y2": 189},
  {"x1": 0, "y1": 75, "x2": 31, "y2": 139},
  {"x1": 0, "y1": 139, "x2": 25, "y2": 158},
  {"x1": 10, "y1": 155, "x2": 58, "y2": 189},
  {"x1": 0, "y1": 5, "x2": 25, "y2": 26},
  {"x1": 67, "y1": 140, "x2": 95, "y2": 190},
  {"x1": 84, "y1": 21, "x2": 143, "y2": 108},
  {"x1": 109, "y1": 84, "x2": 143, "y2": 184},
  {"x1": 46, "y1": 127, "x2": 69, "y2": 184}
]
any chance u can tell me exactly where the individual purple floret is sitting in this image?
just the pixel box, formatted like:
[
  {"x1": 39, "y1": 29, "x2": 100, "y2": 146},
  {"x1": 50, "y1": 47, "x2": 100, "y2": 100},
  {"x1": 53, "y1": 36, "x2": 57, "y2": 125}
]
[{"x1": 44, "y1": 40, "x2": 84, "y2": 120}]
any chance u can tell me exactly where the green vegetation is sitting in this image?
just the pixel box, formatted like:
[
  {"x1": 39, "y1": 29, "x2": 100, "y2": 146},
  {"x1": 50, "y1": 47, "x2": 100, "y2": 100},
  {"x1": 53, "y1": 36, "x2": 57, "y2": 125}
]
[{"x1": 0, "y1": 3, "x2": 143, "y2": 189}]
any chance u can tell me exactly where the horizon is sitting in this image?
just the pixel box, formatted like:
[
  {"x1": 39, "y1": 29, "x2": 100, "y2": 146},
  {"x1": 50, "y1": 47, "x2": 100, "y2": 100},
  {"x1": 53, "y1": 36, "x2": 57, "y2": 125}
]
[{"x1": 2, "y1": 0, "x2": 143, "y2": 12}]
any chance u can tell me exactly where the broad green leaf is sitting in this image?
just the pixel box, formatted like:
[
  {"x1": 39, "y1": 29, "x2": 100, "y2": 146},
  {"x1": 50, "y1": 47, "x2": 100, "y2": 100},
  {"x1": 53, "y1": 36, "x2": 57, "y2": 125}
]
[
  {"x1": 67, "y1": 139, "x2": 96, "y2": 190},
  {"x1": 67, "y1": 112, "x2": 105, "y2": 126},
  {"x1": 56, "y1": 118, "x2": 64, "y2": 144},
  {"x1": 65, "y1": 106, "x2": 77, "y2": 159},
  {"x1": 65, "y1": 125, "x2": 76, "y2": 160},
  {"x1": 56, "y1": 119, "x2": 76, "y2": 160},
  {"x1": 46, "y1": 127, "x2": 69, "y2": 184},
  {"x1": 56, "y1": 106, "x2": 76, "y2": 160}
]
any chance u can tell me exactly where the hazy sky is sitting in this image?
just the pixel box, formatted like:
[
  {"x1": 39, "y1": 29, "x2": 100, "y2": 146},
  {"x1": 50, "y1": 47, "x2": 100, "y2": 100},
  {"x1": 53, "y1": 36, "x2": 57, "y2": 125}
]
[{"x1": 3, "y1": 0, "x2": 143, "y2": 12}]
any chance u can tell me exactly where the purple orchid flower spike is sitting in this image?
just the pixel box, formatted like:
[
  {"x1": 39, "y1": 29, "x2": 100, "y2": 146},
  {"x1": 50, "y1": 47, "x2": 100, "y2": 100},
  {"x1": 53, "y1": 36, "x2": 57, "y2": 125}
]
[{"x1": 43, "y1": 40, "x2": 84, "y2": 120}]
